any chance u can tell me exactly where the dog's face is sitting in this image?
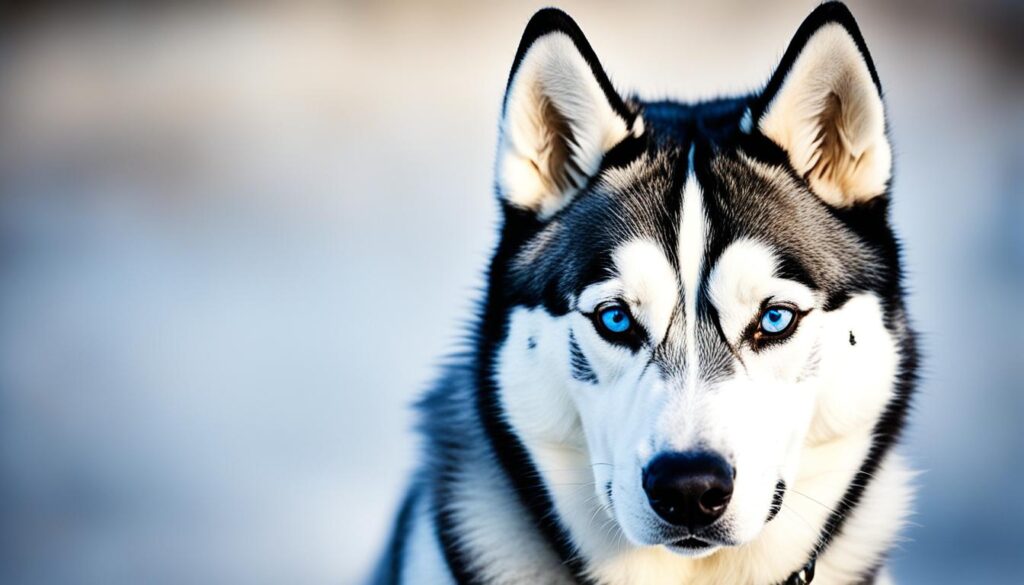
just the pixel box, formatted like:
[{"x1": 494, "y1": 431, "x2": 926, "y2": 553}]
[{"x1": 489, "y1": 9, "x2": 902, "y2": 557}]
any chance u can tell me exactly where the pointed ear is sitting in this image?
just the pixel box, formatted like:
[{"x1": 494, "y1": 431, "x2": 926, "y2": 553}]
[
  {"x1": 497, "y1": 9, "x2": 643, "y2": 219},
  {"x1": 751, "y1": 2, "x2": 890, "y2": 207}
]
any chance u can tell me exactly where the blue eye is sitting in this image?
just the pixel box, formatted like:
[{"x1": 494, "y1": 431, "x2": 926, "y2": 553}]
[
  {"x1": 759, "y1": 306, "x2": 795, "y2": 335},
  {"x1": 598, "y1": 305, "x2": 632, "y2": 334}
]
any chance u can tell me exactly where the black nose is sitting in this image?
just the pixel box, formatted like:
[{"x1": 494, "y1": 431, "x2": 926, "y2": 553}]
[{"x1": 643, "y1": 451, "x2": 734, "y2": 529}]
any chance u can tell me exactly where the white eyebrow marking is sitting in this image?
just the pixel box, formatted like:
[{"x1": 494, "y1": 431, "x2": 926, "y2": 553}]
[
  {"x1": 677, "y1": 145, "x2": 708, "y2": 386},
  {"x1": 612, "y1": 238, "x2": 679, "y2": 345}
]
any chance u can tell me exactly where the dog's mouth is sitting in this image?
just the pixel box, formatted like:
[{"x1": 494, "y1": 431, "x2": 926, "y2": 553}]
[
  {"x1": 670, "y1": 537, "x2": 710, "y2": 549},
  {"x1": 662, "y1": 530, "x2": 736, "y2": 555},
  {"x1": 664, "y1": 536, "x2": 720, "y2": 557}
]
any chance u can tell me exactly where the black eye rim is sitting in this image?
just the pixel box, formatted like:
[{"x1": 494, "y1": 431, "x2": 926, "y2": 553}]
[
  {"x1": 586, "y1": 301, "x2": 646, "y2": 350},
  {"x1": 748, "y1": 301, "x2": 807, "y2": 350}
]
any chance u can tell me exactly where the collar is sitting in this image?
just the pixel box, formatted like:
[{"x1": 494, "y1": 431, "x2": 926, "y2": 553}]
[{"x1": 781, "y1": 555, "x2": 817, "y2": 585}]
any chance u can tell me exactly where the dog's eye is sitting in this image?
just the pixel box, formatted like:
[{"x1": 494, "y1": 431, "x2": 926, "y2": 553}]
[
  {"x1": 598, "y1": 304, "x2": 632, "y2": 334},
  {"x1": 588, "y1": 302, "x2": 645, "y2": 350},
  {"x1": 758, "y1": 306, "x2": 796, "y2": 336}
]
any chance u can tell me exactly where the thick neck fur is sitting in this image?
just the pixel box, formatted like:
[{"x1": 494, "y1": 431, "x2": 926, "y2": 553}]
[{"x1": 421, "y1": 352, "x2": 914, "y2": 585}]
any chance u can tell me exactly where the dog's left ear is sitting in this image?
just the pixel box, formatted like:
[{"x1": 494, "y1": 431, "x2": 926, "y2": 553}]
[
  {"x1": 751, "y1": 2, "x2": 890, "y2": 207},
  {"x1": 496, "y1": 9, "x2": 642, "y2": 219}
]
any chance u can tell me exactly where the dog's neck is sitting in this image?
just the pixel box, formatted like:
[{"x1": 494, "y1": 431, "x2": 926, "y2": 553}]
[{"x1": 426, "y1": 362, "x2": 912, "y2": 585}]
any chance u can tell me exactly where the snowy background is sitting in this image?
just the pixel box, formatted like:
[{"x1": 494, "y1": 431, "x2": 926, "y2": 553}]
[{"x1": 0, "y1": 1, "x2": 1021, "y2": 583}]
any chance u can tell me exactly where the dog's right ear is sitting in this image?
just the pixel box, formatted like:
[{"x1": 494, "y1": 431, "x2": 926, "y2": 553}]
[{"x1": 496, "y1": 9, "x2": 642, "y2": 219}]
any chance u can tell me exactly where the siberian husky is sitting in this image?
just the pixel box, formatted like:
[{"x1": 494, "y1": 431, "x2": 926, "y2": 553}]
[{"x1": 372, "y1": 3, "x2": 917, "y2": 584}]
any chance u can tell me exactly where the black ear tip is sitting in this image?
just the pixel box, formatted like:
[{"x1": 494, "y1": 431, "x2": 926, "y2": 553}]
[
  {"x1": 816, "y1": 1, "x2": 854, "y2": 16},
  {"x1": 506, "y1": 8, "x2": 584, "y2": 96},
  {"x1": 804, "y1": 1, "x2": 861, "y2": 35},
  {"x1": 506, "y1": 8, "x2": 590, "y2": 98},
  {"x1": 528, "y1": 7, "x2": 575, "y2": 23},
  {"x1": 785, "y1": 0, "x2": 879, "y2": 87},
  {"x1": 502, "y1": 6, "x2": 634, "y2": 126},
  {"x1": 803, "y1": 1, "x2": 879, "y2": 88},
  {"x1": 520, "y1": 8, "x2": 585, "y2": 48},
  {"x1": 525, "y1": 8, "x2": 579, "y2": 30}
]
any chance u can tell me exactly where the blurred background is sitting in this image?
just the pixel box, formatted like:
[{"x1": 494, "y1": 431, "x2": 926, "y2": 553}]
[{"x1": 0, "y1": 1, "x2": 1021, "y2": 583}]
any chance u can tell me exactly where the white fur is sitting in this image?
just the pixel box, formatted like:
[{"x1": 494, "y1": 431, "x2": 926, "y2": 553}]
[
  {"x1": 707, "y1": 239, "x2": 817, "y2": 348},
  {"x1": 612, "y1": 239, "x2": 680, "y2": 345},
  {"x1": 446, "y1": 458, "x2": 574, "y2": 584},
  {"x1": 496, "y1": 305, "x2": 626, "y2": 572},
  {"x1": 759, "y1": 24, "x2": 891, "y2": 207},
  {"x1": 486, "y1": 230, "x2": 912, "y2": 584},
  {"x1": 806, "y1": 294, "x2": 899, "y2": 444},
  {"x1": 497, "y1": 33, "x2": 638, "y2": 218},
  {"x1": 677, "y1": 164, "x2": 708, "y2": 395},
  {"x1": 404, "y1": 453, "x2": 913, "y2": 585},
  {"x1": 813, "y1": 453, "x2": 916, "y2": 585}
]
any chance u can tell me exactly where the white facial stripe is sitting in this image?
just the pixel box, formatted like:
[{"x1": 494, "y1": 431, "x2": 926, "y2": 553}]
[{"x1": 677, "y1": 161, "x2": 708, "y2": 384}]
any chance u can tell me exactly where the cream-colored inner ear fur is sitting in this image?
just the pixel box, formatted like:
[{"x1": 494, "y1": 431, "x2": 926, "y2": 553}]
[
  {"x1": 759, "y1": 24, "x2": 891, "y2": 207},
  {"x1": 497, "y1": 33, "x2": 638, "y2": 218}
]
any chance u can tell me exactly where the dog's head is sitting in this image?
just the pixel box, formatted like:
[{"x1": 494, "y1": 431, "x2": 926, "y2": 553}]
[{"x1": 487, "y1": 4, "x2": 905, "y2": 557}]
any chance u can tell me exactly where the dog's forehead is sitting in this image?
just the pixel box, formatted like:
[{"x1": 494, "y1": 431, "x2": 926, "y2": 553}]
[
  {"x1": 507, "y1": 116, "x2": 882, "y2": 315},
  {"x1": 701, "y1": 152, "x2": 880, "y2": 297},
  {"x1": 508, "y1": 147, "x2": 684, "y2": 310}
]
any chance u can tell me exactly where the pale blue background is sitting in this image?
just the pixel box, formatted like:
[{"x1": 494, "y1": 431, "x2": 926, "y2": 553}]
[{"x1": 0, "y1": 1, "x2": 1021, "y2": 583}]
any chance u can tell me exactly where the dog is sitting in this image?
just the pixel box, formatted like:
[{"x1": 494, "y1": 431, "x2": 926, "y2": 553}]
[{"x1": 371, "y1": 3, "x2": 917, "y2": 583}]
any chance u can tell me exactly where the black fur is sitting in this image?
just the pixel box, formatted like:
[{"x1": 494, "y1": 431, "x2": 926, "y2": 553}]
[
  {"x1": 767, "y1": 480, "x2": 787, "y2": 523},
  {"x1": 569, "y1": 331, "x2": 599, "y2": 384},
  {"x1": 380, "y1": 3, "x2": 917, "y2": 584}
]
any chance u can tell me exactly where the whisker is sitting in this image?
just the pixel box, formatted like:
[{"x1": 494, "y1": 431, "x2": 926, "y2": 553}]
[
  {"x1": 780, "y1": 502, "x2": 819, "y2": 539},
  {"x1": 786, "y1": 487, "x2": 843, "y2": 517}
]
